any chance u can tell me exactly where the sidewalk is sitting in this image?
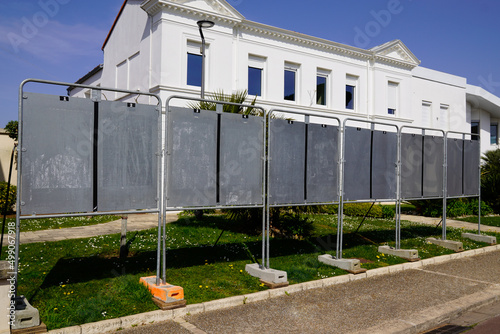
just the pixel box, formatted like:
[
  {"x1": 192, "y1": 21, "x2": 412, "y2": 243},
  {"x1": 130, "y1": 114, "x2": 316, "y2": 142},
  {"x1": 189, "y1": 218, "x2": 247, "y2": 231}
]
[
  {"x1": 400, "y1": 214, "x2": 500, "y2": 233},
  {"x1": 18, "y1": 212, "x2": 180, "y2": 244},
  {"x1": 56, "y1": 246, "x2": 500, "y2": 334}
]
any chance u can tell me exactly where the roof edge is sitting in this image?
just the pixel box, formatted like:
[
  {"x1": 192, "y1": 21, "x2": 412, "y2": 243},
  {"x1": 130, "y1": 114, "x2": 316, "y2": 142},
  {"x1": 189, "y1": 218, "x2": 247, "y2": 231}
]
[
  {"x1": 102, "y1": 0, "x2": 128, "y2": 51},
  {"x1": 67, "y1": 64, "x2": 104, "y2": 93}
]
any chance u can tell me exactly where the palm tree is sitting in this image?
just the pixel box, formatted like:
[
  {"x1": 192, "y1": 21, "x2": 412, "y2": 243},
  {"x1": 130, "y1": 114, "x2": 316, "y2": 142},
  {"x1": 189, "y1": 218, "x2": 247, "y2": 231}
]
[{"x1": 188, "y1": 89, "x2": 258, "y2": 115}]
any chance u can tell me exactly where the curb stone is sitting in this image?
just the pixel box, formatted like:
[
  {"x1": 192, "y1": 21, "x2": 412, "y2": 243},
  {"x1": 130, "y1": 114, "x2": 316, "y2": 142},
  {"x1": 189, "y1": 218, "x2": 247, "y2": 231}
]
[{"x1": 45, "y1": 245, "x2": 500, "y2": 333}]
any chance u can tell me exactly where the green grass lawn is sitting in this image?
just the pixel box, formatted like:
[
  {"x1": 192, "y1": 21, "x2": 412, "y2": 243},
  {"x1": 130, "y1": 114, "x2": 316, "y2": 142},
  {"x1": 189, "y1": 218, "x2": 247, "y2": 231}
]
[
  {"x1": 1, "y1": 213, "x2": 498, "y2": 330},
  {"x1": 455, "y1": 215, "x2": 500, "y2": 227},
  {"x1": 3, "y1": 215, "x2": 118, "y2": 232}
]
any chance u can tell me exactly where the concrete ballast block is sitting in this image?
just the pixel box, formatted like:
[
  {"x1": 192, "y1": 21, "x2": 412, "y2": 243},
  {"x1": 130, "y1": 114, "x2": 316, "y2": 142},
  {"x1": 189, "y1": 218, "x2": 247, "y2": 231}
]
[
  {"x1": 378, "y1": 245, "x2": 419, "y2": 260},
  {"x1": 11, "y1": 296, "x2": 40, "y2": 330},
  {"x1": 318, "y1": 254, "x2": 361, "y2": 271},
  {"x1": 426, "y1": 238, "x2": 463, "y2": 252},
  {"x1": 245, "y1": 263, "x2": 288, "y2": 284},
  {"x1": 461, "y1": 233, "x2": 497, "y2": 245},
  {"x1": 140, "y1": 276, "x2": 184, "y2": 302}
]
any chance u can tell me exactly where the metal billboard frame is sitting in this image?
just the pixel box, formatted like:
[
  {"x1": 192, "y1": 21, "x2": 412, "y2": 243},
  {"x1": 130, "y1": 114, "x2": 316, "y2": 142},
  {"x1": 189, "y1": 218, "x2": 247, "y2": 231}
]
[
  {"x1": 16, "y1": 79, "x2": 163, "y2": 290},
  {"x1": 266, "y1": 108, "x2": 341, "y2": 268},
  {"x1": 443, "y1": 130, "x2": 481, "y2": 240},
  {"x1": 340, "y1": 119, "x2": 399, "y2": 257},
  {"x1": 164, "y1": 96, "x2": 267, "y2": 280}
]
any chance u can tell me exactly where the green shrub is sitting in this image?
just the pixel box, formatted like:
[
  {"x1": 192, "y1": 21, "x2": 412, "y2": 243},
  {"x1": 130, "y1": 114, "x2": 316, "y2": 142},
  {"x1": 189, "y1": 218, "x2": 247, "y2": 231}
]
[
  {"x1": 481, "y1": 149, "x2": 500, "y2": 213},
  {"x1": 0, "y1": 182, "x2": 16, "y2": 214},
  {"x1": 382, "y1": 205, "x2": 395, "y2": 219},
  {"x1": 343, "y1": 203, "x2": 384, "y2": 218},
  {"x1": 270, "y1": 210, "x2": 313, "y2": 239},
  {"x1": 410, "y1": 198, "x2": 492, "y2": 218}
]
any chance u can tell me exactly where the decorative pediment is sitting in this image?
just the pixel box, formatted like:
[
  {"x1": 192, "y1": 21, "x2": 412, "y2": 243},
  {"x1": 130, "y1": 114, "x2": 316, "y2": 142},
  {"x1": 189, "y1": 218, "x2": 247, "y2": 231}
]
[
  {"x1": 141, "y1": 0, "x2": 245, "y2": 20},
  {"x1": 370, "y1": 40, "x2": 420, "y2": 68}
]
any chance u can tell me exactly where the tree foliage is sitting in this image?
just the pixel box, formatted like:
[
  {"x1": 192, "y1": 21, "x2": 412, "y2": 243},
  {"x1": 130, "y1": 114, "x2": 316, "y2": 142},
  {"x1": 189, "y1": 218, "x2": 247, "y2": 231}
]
[
  {"x1": 187, "y1": 89, "x2": 258, "y2": 115},
  {"x1": 4, "y1": 120, "x2": 18, "y2": 141},
  {"x1": 481, "y1": 149, "x2": 500, "y2": 213}
]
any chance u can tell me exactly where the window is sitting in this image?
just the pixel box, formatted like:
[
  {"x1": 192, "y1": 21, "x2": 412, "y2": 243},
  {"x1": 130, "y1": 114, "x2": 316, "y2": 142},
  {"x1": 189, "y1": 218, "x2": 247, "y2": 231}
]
[
  {"x1": 116, "y1": 60, "x2": 127, "y2": 90},
  {"x1": 491, "y1": 123, "x2": 498, "y2": 145},
  {"x1": 317, "y1": 75, "x2": 327, "y2": 106},
  {"x1": 284, "y1": 68, "x2": 296, "y2": 101},
  {"x1": 471, "y1": 121, "x2": 479, "y2": 135},
  {"x1": 248, "y1": 67, "x2": 262, "y2": 96},
  {"x1": 187, "y1": 53, "x2": 202, "y2": 87},
  {"x1": 422, "y1": 101, "x2": 432, "y2": 127},
  {"x1": 346, "y1": 85, "x2": 355, "y2": 110},
  {"x1": 115, "y1": 52, "x2": 140, "y2": 93},
  {"x1": 187, "y1": 41, "x2": 204, "y2": 87},
  {"x1": 128, "y1": 52, "x2": 140, "y2": 91},
  {"x1": 439, "y1": 104, "x2": 449, "y2": 131},
  {"x1": 387, "y1": 82, "x2": 398, "y2": 115},
  {"x1": 346, "y1": 75, "x2": 358, "y2": 110},
  {"x1": 248, "y1": 55, "x2": 266, "y2": 97}
]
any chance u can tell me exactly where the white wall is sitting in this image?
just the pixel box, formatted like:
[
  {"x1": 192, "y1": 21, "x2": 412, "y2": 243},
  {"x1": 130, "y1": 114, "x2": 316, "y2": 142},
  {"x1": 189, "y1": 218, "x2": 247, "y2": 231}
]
[
  {"x1": 0, "y1": 130, "x2": 17, "y2": 185},
  {"x1": 68, "y1": 0, "x2": 500, "y2": 156},
  {"x1": 411, "y1": 67, "x2": 467, "y2": 133}
]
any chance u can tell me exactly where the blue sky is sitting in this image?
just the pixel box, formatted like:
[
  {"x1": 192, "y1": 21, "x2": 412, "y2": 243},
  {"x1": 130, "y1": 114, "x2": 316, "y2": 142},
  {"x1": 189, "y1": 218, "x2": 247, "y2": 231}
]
[{"x1": 1, "y1": 0, "x2": 500, "y2": 127}]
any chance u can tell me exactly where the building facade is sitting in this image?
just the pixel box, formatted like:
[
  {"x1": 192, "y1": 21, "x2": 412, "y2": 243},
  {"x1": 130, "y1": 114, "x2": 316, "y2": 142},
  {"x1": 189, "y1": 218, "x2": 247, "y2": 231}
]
[{"x1": 68, "y1": 0, "x2": 500, "y2": 155}]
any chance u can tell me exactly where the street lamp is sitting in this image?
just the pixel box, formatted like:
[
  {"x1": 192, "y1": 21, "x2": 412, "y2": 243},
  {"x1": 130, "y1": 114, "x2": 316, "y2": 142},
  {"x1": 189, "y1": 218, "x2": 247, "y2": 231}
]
[{"x1": 197, "y1": 20, "x2": 214, "y2": 99}]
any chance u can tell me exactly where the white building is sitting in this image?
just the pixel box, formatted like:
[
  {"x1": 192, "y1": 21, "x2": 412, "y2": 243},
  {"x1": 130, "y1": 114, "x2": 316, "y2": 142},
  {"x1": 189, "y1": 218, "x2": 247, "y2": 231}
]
[{"x1": 68, "y1": 0, "x2": 500, "y2": 154}]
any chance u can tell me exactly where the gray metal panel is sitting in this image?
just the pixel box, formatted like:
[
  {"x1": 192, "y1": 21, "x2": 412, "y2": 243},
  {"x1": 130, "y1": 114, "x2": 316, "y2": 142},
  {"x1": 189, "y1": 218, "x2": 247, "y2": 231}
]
[
  {"x1": 167, "y1": 107, "x2": 217, "y2": 207},
  {"x1": 344, "y1": 127, "x2": 371, "y2": 201},
  {"x1": 463, "y1": 140, "x2": 480, "y2": 196},
  {"x1": 372, "y1": 130, "x2": 398, "y2": 200},
  {"x1": 21, "y1": 92, "x2": 93, "y2": 215},
  {"x1": 98, "y1": 101, "x2": 159, "y2": 211},
  {"x1": 306, "y1": 124, "x2": 339, "y2": 203},
  {"x1": 423, "y1": 136, "x2": 444, "y2": 198},
  {"x1": 401, "y1": 134, "x2": 423, "y2": 199},
  {"x1": 447, "y1": 138, "x2": 463, "y2": 197},
  {"x1": 219, "y1": 113, "x2": 264, "y2": 205},
  {"x1": 269, "y1": 118, "x2": 306, "y2": 205}
]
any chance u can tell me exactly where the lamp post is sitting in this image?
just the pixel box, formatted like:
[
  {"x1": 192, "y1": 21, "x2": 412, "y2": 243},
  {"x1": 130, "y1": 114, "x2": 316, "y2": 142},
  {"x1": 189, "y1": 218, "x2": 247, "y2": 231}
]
[{"x1": 197, "y1": 20, "x2": 214, "y2": 99}]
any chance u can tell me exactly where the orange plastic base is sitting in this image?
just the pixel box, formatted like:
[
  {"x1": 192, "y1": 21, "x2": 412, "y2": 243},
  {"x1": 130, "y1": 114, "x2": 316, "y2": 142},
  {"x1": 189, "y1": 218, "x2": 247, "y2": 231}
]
[{"x1": 140, "y1": 276, "x2": 184, "y2": 302}]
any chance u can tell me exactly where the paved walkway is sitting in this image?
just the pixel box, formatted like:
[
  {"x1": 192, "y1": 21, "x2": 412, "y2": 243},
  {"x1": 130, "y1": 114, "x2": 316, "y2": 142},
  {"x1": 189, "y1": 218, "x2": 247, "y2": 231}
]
[
  {"x1": 18, "y1": 212, "x2": 180, "y2": 244},
  {"x1": 51, "y1": 246, "x2": 500, "y2": 334},
  {"x1": 400, "y1": 214, "x2": 500, "y2": 233}
]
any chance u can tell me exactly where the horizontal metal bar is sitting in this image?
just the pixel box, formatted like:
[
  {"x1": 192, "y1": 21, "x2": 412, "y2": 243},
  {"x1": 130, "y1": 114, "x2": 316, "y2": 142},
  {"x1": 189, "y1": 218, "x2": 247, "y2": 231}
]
[
  {"x1": 165, "y1": 205, "x2": 265, "y2": 211},
  {"x1": 21, "y1": 78, "x2": 162, "y2": 105},
  {"x1": 400, "y1": 125, "x2": 446, "y2": 137},
  {"x1": 269, "y1": 108, "x2": 341, "y2": 126},
  {"x1": 342, "y1": 198, "x2": 398, "y2": 204},
  {"x1": 446, "y1": 195, "x2": 480, "y2": 199},
  {"x1": 343, "y1": 118, "x2": 399, "y2": 132},
  {"x1": 166, "y1": 95, "x2": 266, "y2": 114},
  {"x1": 400, "y1": 196, "x2": 445, "y2": 201},
  {"x1": 268, "y1": 201, "x2": 340, "y2": 208},
  {"x1": 19, "y1": 209, "x2": 160, "y2": 220}
]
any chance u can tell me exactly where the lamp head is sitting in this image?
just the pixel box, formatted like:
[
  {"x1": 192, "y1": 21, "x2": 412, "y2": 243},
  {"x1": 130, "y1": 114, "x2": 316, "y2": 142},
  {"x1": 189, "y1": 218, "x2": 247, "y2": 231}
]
[{"x1": 197, "y1": 20, "x2": 215, "y2": 29}]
